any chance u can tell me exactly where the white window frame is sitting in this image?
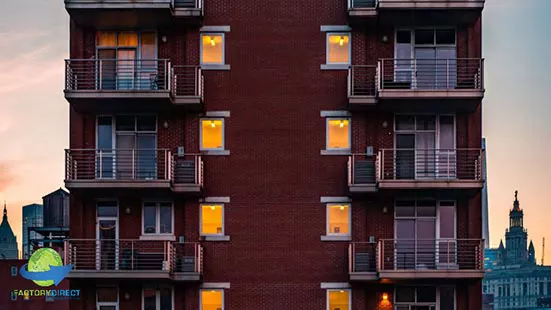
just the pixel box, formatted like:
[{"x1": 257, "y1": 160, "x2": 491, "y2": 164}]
[
  {"x1": 325, "y1": 117, "x2": 352, "y2": 151},
  {"x1": 326, "y1": 203, "x2": 351, "y2": 237},
  {"x1": 200, "y1": 118, "x2": 226, "y2": 151},
  {"x1": 326, "y1": 289, "x2": 352, "y2": 310},
  {"x1": 141, "y1": 201, "x2": 174, "y2": 236},
  {"x1": 200, "y1": 203, "x2": 225, "y2": 237},
  {"x1": 142, "y1": 286, "x2": 174, "y2": 310},
  {"x1": 325, "y1": 32, "x2": 351, "y2": 65},
  {"x1": 200, "y1": 32, "x2": 226, "y2": 65},
  {"x1": 199, "y1": 289, "x2": 225, "y2": 310},
  {"x1": 96, "y1": 286, "x2": 119, "y2": 310}
]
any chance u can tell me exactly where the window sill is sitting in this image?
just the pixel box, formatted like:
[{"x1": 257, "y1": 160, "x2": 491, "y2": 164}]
[
  {"x1": 202, "y1": 150, "x2": 230, "y2": 156},
  {"x1": 320, "y1": 64, "x2": 349, "y2": 70},
  {"x1": 320, "y1": 150, "x2": 352, "y2": 156},
  {"x1": 201, "y1": 64, "x2": 231, "y2": 71},
  {"x1": 321, "y1": 235, "x2": 351, "y2": 242},
  {"x1": 139, "y1": 235, "x2": 176, "y2": 241},
  {"x1": 201, "y1": 235, "x2": 230, "y2": 241}
]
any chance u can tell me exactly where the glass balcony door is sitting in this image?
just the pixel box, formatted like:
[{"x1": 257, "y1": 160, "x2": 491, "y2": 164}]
[{"x1": 96, "y1": 202, "x2": 119, "y2": 271}]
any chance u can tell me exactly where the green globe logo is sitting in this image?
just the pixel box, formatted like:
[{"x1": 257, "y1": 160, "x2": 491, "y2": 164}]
[{"x1": 28, "y1": 248, "x2": 63, "y2": 287}]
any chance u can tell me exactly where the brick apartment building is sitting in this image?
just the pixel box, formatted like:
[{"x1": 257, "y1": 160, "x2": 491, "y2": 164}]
[{"x1": 62, "y1": 0, "x2": 485, "y2": 309}]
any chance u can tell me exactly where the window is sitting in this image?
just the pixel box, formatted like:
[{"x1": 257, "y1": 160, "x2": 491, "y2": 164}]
[
  {"x1": 143, "y1": 287, "x2": 172, "y2": 310},
  {"x1": 326, "y1": 118, "x2": 351, "y2": 150},
  {"x1": 326, "y1": 33, "x2": 350, "y2": 65},
  {"x1": 200, "y1": 118, "x2": 225, "y2": 150},
  {"x1": 327, "y1": 203, "x2": 351, "y2": 236},
  {"x1": 395, "y1": 286, "x2": 452, "y2": 309},
  {"x1": 97, "y1": 287, "x2": 118, "y2": 310},
  {"x1": 143, "y1": 202, "x2": 173, "y2": 235},
  {"x1": 201, "y1": 204, "x2": 224, "y2": 236},
  {"x1": 200, "y1": 289, "x2": 224, "y2": 310},
  {"x1": 201, "y1": 33, "x2": 225, "y2": 65},
  {"x1": 327, "y1": 289, "x2": 351, "y2": 310}
]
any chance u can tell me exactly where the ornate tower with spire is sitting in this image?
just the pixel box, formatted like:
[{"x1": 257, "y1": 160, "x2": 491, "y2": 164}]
[
  {"x1": 505, "y1": 191, "x2": 529, "y2": 265},
  {"x1": 0, "y1": 202, "x2": 18, "y2": 259}
]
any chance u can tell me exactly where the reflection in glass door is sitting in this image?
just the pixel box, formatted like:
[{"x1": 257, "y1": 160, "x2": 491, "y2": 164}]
[{"x1": 96, "y1": 202, "x2": 119, "y2": 271}]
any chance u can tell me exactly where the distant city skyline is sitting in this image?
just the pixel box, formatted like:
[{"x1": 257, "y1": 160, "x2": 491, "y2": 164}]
[{"x1": 1, "y1": 0, "x2": 551, "y2": 262}]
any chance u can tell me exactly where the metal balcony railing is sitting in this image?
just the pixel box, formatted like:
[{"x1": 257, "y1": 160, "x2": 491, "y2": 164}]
[
  {"x1": 170, "y1": 154, "x2": 203, "y2": 186},
  {"x1": 348, "y1": 0, "x2": 378, "y2": 9},
  {"x1": 173, "y1": 0, "x2": 203, "y2": 10},
  {"x1": 64, "y1": 239, "x2": 203, "y2": 273},
  {"x1": 65, "y1": 0, "x2": 172, "y2": 4},
  {"x1": 376, "y1": 148, "x2": 484, "y2": 181},
  {"x1": 377, "y1": 0, "x2": 485, "y2": 6},
  {"x1": 348, "y1": 65, "x2": 378, "y2": 97},
  {"x1": 348, "y1": 154, "x2": 377, "y2": 186},
  {"x1": 377, "y1": 238, "x2": 484, "y2": 271},
  {"x1": 349, "y1": 242, "x2": 378, "y2": 273},
  {"x1": 171, "y1": 65, "x2": 203, "y2": 100},
  {"x1": 65, "y1": 59, "x2": 171, "y2": 92},
  {"x1": 379, "y1": 58, "x2": 484, "y2": 91},
  {"x1": 65, "y1": 149, "x2": 172, "y2": 181}
]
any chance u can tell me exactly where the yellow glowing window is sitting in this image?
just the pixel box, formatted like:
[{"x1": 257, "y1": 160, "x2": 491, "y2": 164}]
[
  {"x1": 201, "y1": 119, "x2": 224, "y2": 150},
  {"x1": 201, "y1": 33, "x2": 224, "y2": 64},
  {"x1": 201, "y1": 204, "x2": 224, "y2": 235},
  {"x1": 327, "y1": 204, "x2": 350, "y2": 235},
  {"x1": 328, "y1": 290, "x2": 350, "y2": 310},
  {"x1": 201, "y1": 289, "x2": 224, "y2": 310},
  {"x1": 327, "y1": 118, "x2": 350, "y2": 150},
  {"x1": 97, "y1": 31, "x2": 117, "y2": 47},
  {"x1": 327, "y1": 33, "x2": 350, "y2": 64}
]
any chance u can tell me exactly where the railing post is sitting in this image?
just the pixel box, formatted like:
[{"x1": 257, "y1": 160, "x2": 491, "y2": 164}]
[
  {"x1": 98, "y1": 59, "x2": 102, "y2": 90},
  {"x1": 99, "y1": 150, "x2": 103, "y2": 179},
  {"x1": 131, "y1": 241, "x2": 134, "y2": 271},
  {"x1": 446, "y1": 59, "x2": 450, "y2": 89},
  {"x1": 447, "y1": 151, "x2": 450, "y2": 180},
  {"x1": 132, "y1": 149, "x2": 135, "y2": 180}
]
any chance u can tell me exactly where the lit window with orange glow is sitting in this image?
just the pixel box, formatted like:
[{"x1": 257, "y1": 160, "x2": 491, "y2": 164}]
[
  {"x1": 201, "y1": 204, "x2": 224, "y2": 235},
  {"x1": 201, "y1": 33, "x2": 225, "y2": 65},
  {"x1": 327, "y1": 203, "x2": 351, "y2": 236},
  {"x1": 326, "y1": 118, "x2": 351, "y2": 150},
  {"x1": 200, "y1": 118, "x2": 225, "y2": 150},
  {"x1": 327, "y1": 289, "x2": 351, "y2": 310},
  {"x1": 200, "y1": 289, "x2": 224, "y2": 310},
  {"x1": 327, "y1": 33, "x2": 350, "y2": 65}
]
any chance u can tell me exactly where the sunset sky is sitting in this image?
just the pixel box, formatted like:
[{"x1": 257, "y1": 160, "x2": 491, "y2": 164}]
[{"x1": 1, "y1": 0, "x2": 550, "y2": 260}]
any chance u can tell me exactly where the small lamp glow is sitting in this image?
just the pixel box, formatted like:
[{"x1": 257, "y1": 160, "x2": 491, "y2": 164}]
[
  {"x1": 339, "y1": 205, "x2": 345, "y2": 211},
  {"x1": 382, "y1": 293, "x2": 389, "y2": 301},
  {"x1": 339, "y1": 120, "x2": 345, "y2": 128},
  {"x1": 339, "y1": 36, "x2": 345, "y2": 46},
  {"x1": 211, "y1": 121, "x2": 216, "y2": 128},
  {"x1": 210, "y1": 205, "x2": 216, "y2": 210},
  {"x1": 210, "y1": 37, "x2": 216, "y2": 46}
]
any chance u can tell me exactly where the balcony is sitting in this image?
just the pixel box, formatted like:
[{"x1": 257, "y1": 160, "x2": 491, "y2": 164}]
[
  {"x1": 378, "y1": 58, "x2": 484, "y2": 111},
  {"x1": 64, "y1": 239, "x2": 203, "y2": 281},
  {"x1": 376, "y1": 148, "x2": 484, "y2": 190},
  {"x1": 347, "y1": 65, "x2": 378, "y2": 110},
  {"x1": 347, "y1": 0, "x2": 377, "y2": 20},
  {"x1": 64, "y1": 0, "x2": 203, "y2": 28},
  {"x1": 377, "y1": 238, "x2": 485, "y2": 280},
  {"x1": 377, "y1": 0, "x2": 484, "y2": 24},
  {"x1": 349, "y1": 239, "x2": 484, "y2": 281},
  {"x1": 64, "y1": 149, "x2": 203, "y2": 194},
  {"x1": 65, "y1": 59, "x2": 172, "y2": 111},
  {"x1": 171, "y1": 66, "x2": 204, "y2": 110},
  {"x1": 347, "y1": 154, "x2": 377, "y2": 193}
]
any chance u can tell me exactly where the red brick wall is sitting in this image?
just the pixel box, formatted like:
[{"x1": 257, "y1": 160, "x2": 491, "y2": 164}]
[{"x1": 67, "y1": 1, "x2": 483, "y2": 309}]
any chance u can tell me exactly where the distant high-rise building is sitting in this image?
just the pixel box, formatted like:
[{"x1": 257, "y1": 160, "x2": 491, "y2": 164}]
[
  {"x1": 22, "y1": 203, "x2": 43, "y2": 259},
  {"x1": 483, "y1": 191, "x2": 551, "y2": 309},
  {"x1": 0, "y1": 203, "x2": 18, "y2": 259},
  {"x1": 482, "y1": 137, "x2": 490, "y2": 248}
]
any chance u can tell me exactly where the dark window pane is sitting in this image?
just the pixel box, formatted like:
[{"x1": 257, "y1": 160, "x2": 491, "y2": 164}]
[
  {"x1": 439, "y1": 206, "x2": 455, "y2": 238},
  {"x1": 417, "y1": 206, "x2": 436, "y2": 217},
  {"x1": 97, "y1": 202, "x2": 118, "y2": 217},
  {"x1": 144, "y1": 204, "x2": 157, "y2": 234},
  {"x1": 97, "y1": 117, "x2": 113, "y2": 150},
  {"x1": 396, "y1": 30, "x2": 411, "y2": 44},
  {"x1": 116, "y1": 115, "x2": 135, "y2": 131},
  {"x1": 159, "y1": 205, "x2": 172, "y2": 234},
  {"x1": 436, "y1": 29, "x2": 456, "y2": 45},
  {"x1": 396, "y1": 134, "x2": 415, "y2": 149},
  {"x1": 395, "y1": 287, "x2": 415, "y2": 302},
  {"x1": 396, "y1": 115, "x2": 415, "y2": 131},
  {"x1": 415, "y1": 29, "x2": 434, "y2": 45},
  {"x1": 97, "y1": 287, "x2": 118, "y2": 302},
  {"x1": 416, "y1": 115, "x2": 436, "y2": 130},
  {"x1": 137, "y1": 115, "x2": 157, "y2": 131},
  {"x1": 143, "y1": 289, "x2": 156, "y2": 310},
  {"x1": 160, "y1": 287, "x2": 172, "y2": 310},
  {"x1": 395, "y1": 201, "x2": 415, "y2": 217},
  {"x1": 417, "y1": 286, "x2": 437, "y2": 302}
]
